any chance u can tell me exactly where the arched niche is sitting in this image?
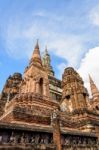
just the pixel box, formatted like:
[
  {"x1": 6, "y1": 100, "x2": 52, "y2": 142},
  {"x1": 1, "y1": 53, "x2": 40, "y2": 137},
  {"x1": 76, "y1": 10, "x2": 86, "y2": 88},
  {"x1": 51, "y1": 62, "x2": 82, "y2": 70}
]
[{"x1": 39, "y1": 78, "x2": 43, "y2": 95}]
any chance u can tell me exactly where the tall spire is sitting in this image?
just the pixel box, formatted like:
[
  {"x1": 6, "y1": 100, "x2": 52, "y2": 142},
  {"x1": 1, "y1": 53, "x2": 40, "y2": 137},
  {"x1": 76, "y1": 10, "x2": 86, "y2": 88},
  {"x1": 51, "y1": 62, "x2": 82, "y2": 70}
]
[
  {"x1": 30, "y1": 40, "x2": 42, "y2": 66},
  {"x1": 42, "y1": 46, "x2": 54, "y2": 76},
  {"x1": 34, "y1": 39, "x2": 39, "y2": 49},
  {"x1": 45, "y1": 45, "x2": 48, "y2": 55},
  {"x1": 89, "y1": 74, "x2": 99, "y2": 99}
]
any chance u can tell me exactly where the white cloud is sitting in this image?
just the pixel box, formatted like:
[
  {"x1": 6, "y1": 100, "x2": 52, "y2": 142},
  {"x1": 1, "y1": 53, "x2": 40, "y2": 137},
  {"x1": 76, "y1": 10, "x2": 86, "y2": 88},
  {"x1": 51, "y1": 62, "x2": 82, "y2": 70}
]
[
  {"x1": 49, "y1": 36, "x2": 85, "y2": 67},
  {"x1": 78, "y1": 47, "x2": 99, "y2": 96},
  {"x1": 89, "y1": 5, "x2": 99, "y2": 26},
  {"x1": 2, "y1": 17, "x2": 86, "y2": 68},
  {"x1": 32, "y1": 11, "x2": 46, "y2": 17},
  {"x1": 2, "y1": 10, "x2": 98, "y2": 79}
]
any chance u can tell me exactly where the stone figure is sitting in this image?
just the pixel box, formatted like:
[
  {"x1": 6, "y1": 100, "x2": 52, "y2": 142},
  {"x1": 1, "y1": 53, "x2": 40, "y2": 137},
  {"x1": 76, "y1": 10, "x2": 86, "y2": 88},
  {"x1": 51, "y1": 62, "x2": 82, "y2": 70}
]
[
  {"x1": 9, "y1": 132, "x2": 16, "y2": 144},
  {"x1": 35, "y1": 134, "x2": 40, "y2": 144},
  {"x1": 31, "y1": 136, "x2": 35, "y2": 143},
  {"x1": 0, "y1": 135, "x2": 2, "y2": 143}
]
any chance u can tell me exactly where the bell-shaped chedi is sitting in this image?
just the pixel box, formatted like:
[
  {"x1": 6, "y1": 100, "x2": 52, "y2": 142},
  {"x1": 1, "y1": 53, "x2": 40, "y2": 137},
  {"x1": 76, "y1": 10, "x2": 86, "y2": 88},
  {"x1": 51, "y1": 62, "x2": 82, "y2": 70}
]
[
  {"x1": 61, "y1": 67, "x2": 88, "y2": 112},
  {"x1": 89, "y1": 75, "x2": 99, "y2": 100},
  {"x1": 29, "y1": 40, "x2": 42, "y2": 67}
]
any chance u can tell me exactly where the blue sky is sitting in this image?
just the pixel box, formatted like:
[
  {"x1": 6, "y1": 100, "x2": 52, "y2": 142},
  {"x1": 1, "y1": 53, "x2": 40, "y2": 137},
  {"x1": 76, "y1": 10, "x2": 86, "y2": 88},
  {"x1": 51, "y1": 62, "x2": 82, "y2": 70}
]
[{"x1": 0, "y1": 0, "x2": 99, "y2": 93}]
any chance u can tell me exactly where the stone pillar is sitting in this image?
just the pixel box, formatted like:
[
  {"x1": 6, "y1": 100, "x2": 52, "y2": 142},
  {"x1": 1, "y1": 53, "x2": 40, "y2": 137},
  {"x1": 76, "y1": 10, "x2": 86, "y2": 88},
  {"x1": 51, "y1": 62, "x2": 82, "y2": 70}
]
[
  {"x1": 43, "y1": 84, "x2": 47, "y2": 96},
  {"x1": 36, "y1": 81, "x2": 39, "y2": 93},
  {"x1": 32, "y1": 80, "x2": 36, "y2": 93},
  {"x1": 47, "y1": 84, "x2": 50, "y2": 97},
  {"x1": 43, "y1": 80, "x2": 50, "y2": 97},
  {"x1": 51, "y1": 109, "x2": 61, "y2": 150}
]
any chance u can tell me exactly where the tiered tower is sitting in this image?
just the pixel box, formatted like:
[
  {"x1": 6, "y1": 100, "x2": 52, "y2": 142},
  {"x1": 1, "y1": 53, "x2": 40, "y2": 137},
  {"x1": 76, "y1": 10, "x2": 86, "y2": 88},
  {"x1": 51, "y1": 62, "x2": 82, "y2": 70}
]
[
  {"x1": 29, "y1": 39, "x2": 42, "y2": 66},
  {"x1": 20, "y1": 40, "x2": 50, "y2": 97},
  {"x1": 89, "y1": 75, "x2": 99, "y2": 100},
  {"x1": 0, "y1": 40, "x2": 59, "y2": 125},
  {"x1": 89, "y1": 75, "x2": 99, "y2": 113},
  {"x1": 61, "y1": 67, "x2": 88, "y2": 112},
  {"x1": 0, "y1": 73, "x2": 22, "y2": 116}
]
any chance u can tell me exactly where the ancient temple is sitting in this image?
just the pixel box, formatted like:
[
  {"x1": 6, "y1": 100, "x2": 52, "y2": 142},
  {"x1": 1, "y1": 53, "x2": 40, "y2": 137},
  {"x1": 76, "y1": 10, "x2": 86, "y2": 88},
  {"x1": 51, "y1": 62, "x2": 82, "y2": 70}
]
[{"x1": 0, "y1": 40, "x2": 99, "y2": 150}]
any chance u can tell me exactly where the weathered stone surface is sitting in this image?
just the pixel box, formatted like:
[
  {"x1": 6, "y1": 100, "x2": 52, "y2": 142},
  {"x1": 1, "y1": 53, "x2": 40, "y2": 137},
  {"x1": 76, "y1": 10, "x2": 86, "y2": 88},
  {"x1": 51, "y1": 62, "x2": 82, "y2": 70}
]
[
  {"x1": 0, "y1": 41, "x2": 99, "y2": 150},
  {"x1": 0, "y1": 73, "x2": 22, "y2": 116},
  {"x1": 61, "y1": 67, "x2": 88, "y2": 112}
]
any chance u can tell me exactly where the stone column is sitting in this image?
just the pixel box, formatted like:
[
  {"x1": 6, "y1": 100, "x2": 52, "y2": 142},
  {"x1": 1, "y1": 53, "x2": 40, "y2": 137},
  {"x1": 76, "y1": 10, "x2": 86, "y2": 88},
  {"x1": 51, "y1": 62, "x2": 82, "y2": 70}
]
[
  {"x1": 43, "y1": 84, "x2": 47, "y2": 96},
  {"x1": 36, "y1": 81, "x2": 39, "y2": 93},
  {"x1": 43, "y1": 80, "x2": 50, "y2": 97},
  {"x1": 46, "y1": 84, "x2": 50, "y2": 97},
  {"x1": 51, "y1": 109, "x2": 61, "y2": 150},
  {"x1": 32, "y1": 80, "x2": 36, "y2": 93}
]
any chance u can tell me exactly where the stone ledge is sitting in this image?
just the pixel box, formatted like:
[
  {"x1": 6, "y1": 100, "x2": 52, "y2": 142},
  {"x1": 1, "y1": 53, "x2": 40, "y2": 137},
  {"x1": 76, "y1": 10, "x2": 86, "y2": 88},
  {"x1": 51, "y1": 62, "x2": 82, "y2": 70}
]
[{"x1": 0, "y1": 144, "x2": 56, "y2": 150}]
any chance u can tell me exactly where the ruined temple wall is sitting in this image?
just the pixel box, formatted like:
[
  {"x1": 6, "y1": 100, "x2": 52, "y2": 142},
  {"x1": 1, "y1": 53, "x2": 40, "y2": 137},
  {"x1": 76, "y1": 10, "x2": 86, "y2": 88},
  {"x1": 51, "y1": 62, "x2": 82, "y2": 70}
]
[{"x1": 0, "y1": 127, "x2": 98, "y2": 150}]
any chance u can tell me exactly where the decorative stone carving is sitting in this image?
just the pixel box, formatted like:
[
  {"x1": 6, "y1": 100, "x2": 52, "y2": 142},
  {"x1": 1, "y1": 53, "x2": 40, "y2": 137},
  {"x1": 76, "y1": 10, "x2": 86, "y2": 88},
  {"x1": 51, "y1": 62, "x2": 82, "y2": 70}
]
[
  {"x1": 9, "y1": 132, "x2": 16, "y2": 144},
  {"x1": 31, "y1": 136, "x2": 35, "y2": 143},
  {"x1": 0, "y1": 135, "x2": 2, "y2": 143},
  {"x1": 35, "y1": 134, "x2": 40, "y2": 144},
  {"x1": 0, "y1": 73, "x2": 22, "y2": 116},
  {"x1": 51, "y1": 109, "x2": 59, "y2": 122},
  {"x1": 0, "y1": 41, "x2": 99, "y2": 150},
  {"x1": 20, "y1": 133, "x2": 25, "y2": 144},
  {"x1": 61, "y1": 67, "x2": 88, "y2": 112}
]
